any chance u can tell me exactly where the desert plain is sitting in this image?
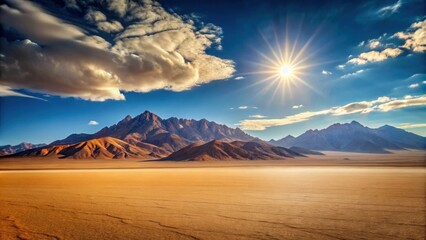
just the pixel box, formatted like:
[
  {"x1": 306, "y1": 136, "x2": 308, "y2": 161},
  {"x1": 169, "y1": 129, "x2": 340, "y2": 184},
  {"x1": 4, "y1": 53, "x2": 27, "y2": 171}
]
[{"x1": 1, "y1": 151, "x2": 425, "y2": 240}]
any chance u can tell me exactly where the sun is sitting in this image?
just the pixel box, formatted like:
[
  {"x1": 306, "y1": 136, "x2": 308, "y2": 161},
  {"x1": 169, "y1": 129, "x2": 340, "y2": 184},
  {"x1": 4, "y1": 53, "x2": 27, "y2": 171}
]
[
  {"x1": 279, "y1": 64, "x2": 294, "y2": 78},
  {"x1": 241, "y1": 29, "x2": 324, "y2": 102}
]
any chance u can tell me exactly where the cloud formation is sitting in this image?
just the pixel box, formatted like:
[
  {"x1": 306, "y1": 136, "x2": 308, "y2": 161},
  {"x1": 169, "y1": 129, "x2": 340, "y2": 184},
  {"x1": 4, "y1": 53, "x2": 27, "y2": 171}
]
[
  {"x1": 377, "y1": 0, "x2": 402, "y2": 18},
  {"x1": 292, "y1": 105, "x2": 303, "y2": 109},
  {"x1": 249, "y1": 115, "x2": 267, "y2": 119},
  {"x1": 234, "y1": 76, "x2": 245, "y2": 80},
  {"x1": 321, "y1": 70, "x2": 332, "y2": 75},
  {"x1": 345, "y1": 19, "x2": 425, "y2": 67},
  {"x1": 0, "y1": 0, "x2": 235, "y2": 101},
  {"x1": 393, "y1": 19, "x2": 426, "y2": 53},
  {"x1": 239, "y1": 95, "x2": 426, "y2": 130},
  {"x1": 398, "y1": 123, "x2": 426, "y2": 129},
  {"x1": 348, "y1": 48, "x2": 403, "y2": 65},
  {"x1": 408, "y1": 83, "x2": 419, "y2": 89},
  {"x1": 341, "y1": 69, "x2": 365, "y2": 79},
  {"x1": 238, "y1": 106, "x2": 249, "y2": 110},
  {"x1": 88, "y1": 120, "x2": 99, "y2": 125},
  {"x1": 0, "y1": 85, "x2": 45, "y2": 100}
]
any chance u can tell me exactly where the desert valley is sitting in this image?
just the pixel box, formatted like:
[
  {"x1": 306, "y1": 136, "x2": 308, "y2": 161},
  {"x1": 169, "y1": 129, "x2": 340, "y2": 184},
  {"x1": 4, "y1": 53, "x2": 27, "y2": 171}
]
[
  {"x1": 1, "y1": 111, "x2": 425, "y2": 240},
  {"x1": 1, "y1": 0, "x2": 426, "y2": 239}
]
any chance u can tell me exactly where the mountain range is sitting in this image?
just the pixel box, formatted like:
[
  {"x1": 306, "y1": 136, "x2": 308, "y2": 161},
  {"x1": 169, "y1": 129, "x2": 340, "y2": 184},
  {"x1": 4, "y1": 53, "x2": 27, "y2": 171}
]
[
  {"x1": 0, "y1": 142, "x2": 46, "y2": 156},
  {"x1": 51, "y1": 111, "x2": 254, "y2": 152},
  {"x1": 1, "y1": 112, "x2": 425, "y2": 160},
  {"x1": 269, "y1": 121, "x2": 426, "y2": 153}
]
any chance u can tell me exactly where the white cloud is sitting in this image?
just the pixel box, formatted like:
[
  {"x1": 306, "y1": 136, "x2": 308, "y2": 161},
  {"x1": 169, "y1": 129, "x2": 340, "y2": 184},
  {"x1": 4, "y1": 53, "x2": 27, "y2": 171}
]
[
  {"x1": 341, "y1": 69, "x2": 365, "y2": 79},
  {"x1": 292, "y1": 105, "x2": 303, "y2": 109},
  {"x1": 238, "y1": 106, "x2": 248, "y2": 109},
  {"x1": 393, "y1": 19, "x2": 426, "y2": 53},
  {"x1": 398, "y1": 123, "x2": 426, "y2": 129},
  {"x1": 348, "y1": 48, "x2": 403, "y2": 65},
  {"x1": 249, "y1": 115, "x2": 267, "y2": 119},
  {"x1": 377, "y1": 96, "x2": 426, "y2": 112},
  {"x1": 337, "y1": 65, "x2": 345, "y2": 69},
  {"x1": 423, "y1": 81, "x2": 426, "y2": 84},
  {"x1": 84, "y1": 10, "x2": 123, "y2": 33},
  {"x1": 368, "y1": 40, "x2": 381, "y2": 49},
  {"x1": 234, "y1": 76, "x2": 245, "y2": 80},
  {"x1": 342, "y1": 19, "x2": 425, "y2": 68},
  {"x1": 0, "y1": 0, "x2": 235, "y2": 101},
  {"x1": 239, "y1": 95, "x2": 426, "y2": 130},
  {"x1": 88, "y1": 120, "x2": 99, "y2": 125},
  {"x1": 408, "y1": 83, "x2": 419, "y2": 89},
  {"x1": 321, "y1": 70, "x2": 332, "y2": 75},
  {"x1": 377, "y1": 0, "x2": 402, "y2": 18}
]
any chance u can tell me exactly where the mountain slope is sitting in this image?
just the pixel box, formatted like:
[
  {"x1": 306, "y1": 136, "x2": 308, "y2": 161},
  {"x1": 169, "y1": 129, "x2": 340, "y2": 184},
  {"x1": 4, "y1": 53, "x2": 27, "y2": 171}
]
[
  {"x1": 270, "y1": 121, "x2": 426, "y2": 153},
  {"x1": 10, "y1": 137, "x2": 169, "y2": 159},
  {"x1": 374, "y1": 125, "x2": 425, "y2": 149},
  {"x1": 163, "y1": 140, "x2": 303, "y2": 161},
  {"x1": 54, "y1": 111, "x2": 255, "y2": 151}
]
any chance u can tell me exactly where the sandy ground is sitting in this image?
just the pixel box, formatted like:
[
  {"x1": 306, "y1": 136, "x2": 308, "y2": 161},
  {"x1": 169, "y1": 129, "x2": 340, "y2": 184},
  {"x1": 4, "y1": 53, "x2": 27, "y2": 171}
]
[{"x1": 0, "y1": 151, "x2": 425, "y2": 239}]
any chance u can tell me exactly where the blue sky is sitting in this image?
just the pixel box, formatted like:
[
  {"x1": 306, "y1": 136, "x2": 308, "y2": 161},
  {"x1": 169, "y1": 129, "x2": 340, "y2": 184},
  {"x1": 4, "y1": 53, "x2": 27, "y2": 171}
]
[{"x1": 0, "y1": 0, "x2": 425, "y2": 145}]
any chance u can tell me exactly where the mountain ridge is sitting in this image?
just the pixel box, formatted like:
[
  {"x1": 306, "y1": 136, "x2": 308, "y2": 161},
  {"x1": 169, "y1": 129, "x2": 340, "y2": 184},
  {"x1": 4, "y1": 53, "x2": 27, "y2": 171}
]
[
  {"x1": 269, "y1": 121, "x2": 426, "y2": 153},
  {"x1": 163, "y1": 140, "x2": 304, "y2": 161},
  {"x1": 10, "y1": 137, "x2": 169, "y2": 159},
  {"x1": 53, "y1": 111, "x2": 254, "y2": 152}
]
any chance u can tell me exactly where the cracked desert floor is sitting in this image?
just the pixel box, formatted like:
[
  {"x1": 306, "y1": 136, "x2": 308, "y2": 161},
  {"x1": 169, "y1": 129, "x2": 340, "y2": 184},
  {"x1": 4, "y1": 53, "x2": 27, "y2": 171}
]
[{"x1": 1, "y1": 152, "x2": 425, "y2": 240}]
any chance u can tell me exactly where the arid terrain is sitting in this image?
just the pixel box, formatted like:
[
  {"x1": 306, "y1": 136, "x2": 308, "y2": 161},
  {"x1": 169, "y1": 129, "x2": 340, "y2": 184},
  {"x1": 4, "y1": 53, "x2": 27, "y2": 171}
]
[{"x1": 1, "y1": 151, "x2": 425, "y2": 240}]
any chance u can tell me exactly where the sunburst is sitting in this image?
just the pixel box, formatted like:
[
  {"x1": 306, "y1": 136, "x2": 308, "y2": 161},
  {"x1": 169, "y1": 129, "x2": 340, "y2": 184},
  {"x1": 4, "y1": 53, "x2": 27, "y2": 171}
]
[{"x1": 242, "y1": 28, "x2": 324, "y2": 102}]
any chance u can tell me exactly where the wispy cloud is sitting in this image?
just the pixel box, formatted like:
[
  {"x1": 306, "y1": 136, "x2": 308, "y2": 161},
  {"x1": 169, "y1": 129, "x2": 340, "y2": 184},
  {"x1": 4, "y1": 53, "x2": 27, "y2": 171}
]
[
  {"x1": 292, "y1": 105, "x2": 304, "y2": 109},
  {"x1": 249, "y1": 115, "x2": 267, "y2": 119},
  {"x1": 234, "y1": 76, "x2": 245, "y2": 80},
  {"x1": 398, "y1": 123, "x2": 426, "y2": 129},
  {"x1": 321, "y1": 70, "x2": 332, "y2": 75},
  {"x1": 341, "y1": 69, "x2": 365, "y2": 79},
  {"x1": 239, "y1": 95, "x2": 426, "y2": 130},
  {"x1": 88, "y1": 120, "x2": 99, "y2": 126},
  {"x1": 232, "y1": 106, "x2": 258, "y2": 110},
  {"x1": 377, "y1": 0, "x2": 402, "y2": 18},
  {"x1": 408, "y1": 83, "x2": 419, "y2": 89},
  {"x1": 0, "y1": 85, "x2": 46, "y2": 101}
]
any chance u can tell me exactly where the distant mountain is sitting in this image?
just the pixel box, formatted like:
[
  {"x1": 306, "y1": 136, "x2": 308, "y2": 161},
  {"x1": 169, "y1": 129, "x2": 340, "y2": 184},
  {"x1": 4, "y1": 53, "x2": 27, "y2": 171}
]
[
  {"x1": 0, "y1": 142, "x2": 46, "y2": 156},
  {"x1": 269, "y1": 135, "x2": 295, "y2": 147},
  {"x1": 269, "y1": 121, "x2": 426, "y2": 153},
  {"x1": 163, "y1": 140, "x2": 303, "y2": 161},
  {"x1": 10, "y1": 137, "x2": 169, "y2": 159},
  {"x1": 50, "y1": 133, "x2": 92, "y2": 146},
  {"x1": 54, "y1": 111, "x2": 254, "y2": 151}
]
